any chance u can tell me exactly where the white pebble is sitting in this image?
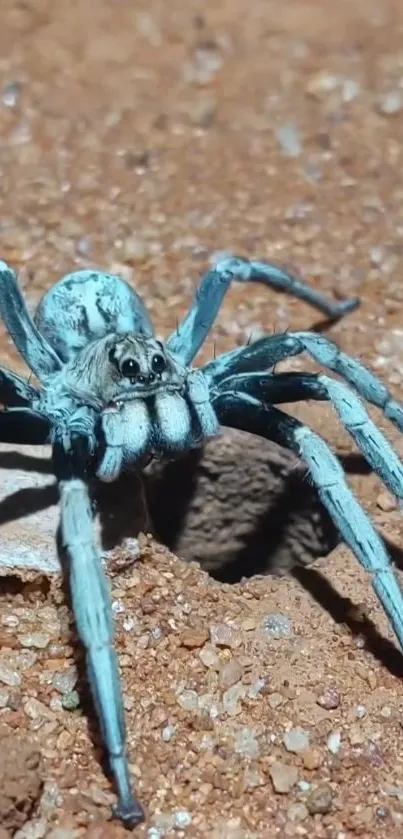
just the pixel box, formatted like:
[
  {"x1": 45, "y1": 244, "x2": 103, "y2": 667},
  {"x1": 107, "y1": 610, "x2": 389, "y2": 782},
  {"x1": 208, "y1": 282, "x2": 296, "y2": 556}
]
[
  {"x1": 0, "y1": 662, "x2": 21, "y2": 687},
  {"x1": 327, "y1": 730, "x2": 341, "y2": 754},
  {"x1": 283, "y1": 727, "x2": 310, "y2": 753},
  {"x1": 247, "y1": 677, "x2": 266, "y2": 698},
  {"x1": 355, "y1": 704, "x2": 367, "y2": 719},
  {"x1": 261, "y1": 613, "x2": 292, "y2": 639},
  {"x1": 234, "y1": 727, "x2": 260, "y2": 758},
  {"x1": 173, "y1": 809, "x2": 192, "y2": 828},
  {"x1": 177, "y1": 689, "x2": 199, "y2": 711},
  {"x1": 378, "y1": 90, "x2": 403, "y2": 115},
  {"x1": 19, "y1": 633, "x2": 51, "y2": 649},
  {"x1": 161, "y1": 724, "x2": 176, "y2": 742},
  {"x1": 276, "y1": 122, "x2": 302, "y2": 157},
  {"x1": 0, "y1": 687, "x2": 10, "y2": 707}
]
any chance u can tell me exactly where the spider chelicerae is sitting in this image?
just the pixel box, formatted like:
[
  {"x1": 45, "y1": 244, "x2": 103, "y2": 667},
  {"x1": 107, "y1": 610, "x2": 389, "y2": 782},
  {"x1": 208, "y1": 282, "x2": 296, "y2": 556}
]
[{"x1": 0, "y1": 255, "x2": 402, "y2": 827}]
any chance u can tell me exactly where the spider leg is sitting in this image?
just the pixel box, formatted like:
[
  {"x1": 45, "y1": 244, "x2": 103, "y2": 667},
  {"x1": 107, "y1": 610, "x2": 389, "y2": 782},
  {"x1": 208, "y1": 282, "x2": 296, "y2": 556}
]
[
  {"x1": 214, "y1": 389, "x2": 403, "y2": 650},
  {"x1": 53, "y1": 441, "x2": 144, "y2": 827},
  {"x1": 215, "y1": 370, "x2": 403, "y2": 502},
  {"x1": 204, "y1": 331, "x2": 403, "y2": 433},
  {"x1": 166, "y1": 256, "x2": 359, "y2": 364},
  {"x1": 0, "y1": 261, "x2": 62, "y2": 378},
  {"x1": 0, "y1": 408, "x2": 51, "y2": 444}
]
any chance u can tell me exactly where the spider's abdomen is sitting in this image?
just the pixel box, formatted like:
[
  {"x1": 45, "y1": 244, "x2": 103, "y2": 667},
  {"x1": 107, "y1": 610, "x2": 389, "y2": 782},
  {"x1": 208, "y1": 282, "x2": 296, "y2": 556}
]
[{"x1": 34, "y1": 270, "x2": 154, "y2": 362}]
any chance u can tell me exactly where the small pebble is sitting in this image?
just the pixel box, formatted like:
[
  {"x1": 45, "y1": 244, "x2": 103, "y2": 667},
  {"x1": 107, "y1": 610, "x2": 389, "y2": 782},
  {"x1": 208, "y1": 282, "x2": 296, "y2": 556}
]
[
  {"x1": 376, "y1": 490, "x2": 398, "y2": 512},
  {"x1": 185, "y1": 95, "x2": 217, "y2": 127},
  {"x1": 306, "y1": 783, "x2": 333, "y2": 815},
  {"x1": 378, "y1": 91, "x2": 403, "y2": 115},
  {"x1": 261, "y1": 613, "x2": 292, "y2": 639},
  {"x1": 52, "y1": 668, "x2": 78, "y2": 695},
  {"x1": 302, "y1": 748, "x2": 322, "y2": 770},
  {"x1": 342, "y1": 79, "x2": 360, "y2": 102},
  {"x1": 276, "y1": 122, "x2": 302, "y2": 157},
  {"x1": 177, "y1": 689, "x2": 199, "y2": 711},
  {"x1": 122, "y1": 235, "x2": 149, "y2": 264},
  {"x1": 19, "y1": 633, "x2": 51, "y2": 649},
  {"x1": 219, "y1": 658, "x2": 244, "y2": 689},
  {"x1": 161, "y1": 724, "x2": 176, "y2": 742},
  {"x1": 298, "y1": 780, "x2": 311, "y2": 792},
  {"x1": 2, "y1": 613, "x2": 19, "y2": 627},
  {"x1": 24, "y1": 697, "x2": 53, "y2": 720},
  {"x1": 268, "y1": 692, "x2": 284, "y2": 709},
  {"x1": 327, "y1": 730, "x2": 341, "y2": 754},
  {"x1": 61, "y1": 690, "x2": 80, "y2": 711},
  {"x1": 0, "y1": 686, "x2": 10, "y2": 708},
  {"x1": 14, "y1": 818, "x2": 47, "y2": 839},
  {"x1": 173, "y1": 809, "x2": 192, "y2": 828},
  {"x1": 210, "y1": 623, "x2": 242, "y2": 649},
  {"x1": 234, "y1": 727, "x2": 260, "y2": 758},
  {"x1": 380, "y1": 705, "x2": 392, "y2": 719},
  {"x1": 355, "y1": 704, "x2": 367, "y2": 719},
  {"x1": 247, "y1": 677, "x2": 266, "y2": 699},
  {"x1": 179, "y1": 628, "x2": 209, "y2": 648},
  {"x1": 223, "y1": 683, "x2": 246, "y2": 715},
  {"x1": 306, "y1": 71, "x2": 339, "y2": 97},
  {"x1": 317, "y1": 687, "x2": 340, "y2": 710},
  {"x1": 243, "y1": 766, "x2": 265, "y2": 789},
  {"x1": 0, "y1": 662, "x2": 21, "y2": 686},
  {"x1": 241, "y1": 617, "x2": 258, "y2": 631},
  {"x1": 199, "y1": 644, "x2": 221, "y2": 670},
  {"x1": 269, "y1": 761, "x2": 299, "y2": 793},
  {"x1": 283, "y1": 727, "x2": 310, "y2": 753},
  {"x1": 2, "y1": 81, "x2": 21, "y2": 107},
  {"x1": 287, "y1": 802, "x2": 309, "y2": 822}
]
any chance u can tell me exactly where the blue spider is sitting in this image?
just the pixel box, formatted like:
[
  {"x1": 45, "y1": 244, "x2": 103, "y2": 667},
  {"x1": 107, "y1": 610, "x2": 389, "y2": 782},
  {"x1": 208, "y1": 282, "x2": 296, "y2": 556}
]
[{"x1": 0, "y1": 255, "x2": 402, "y2": 827}]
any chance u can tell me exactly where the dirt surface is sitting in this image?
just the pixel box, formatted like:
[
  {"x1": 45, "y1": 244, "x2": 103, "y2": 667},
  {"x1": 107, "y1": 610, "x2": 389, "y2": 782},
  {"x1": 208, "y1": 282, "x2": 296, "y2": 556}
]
[
  {"x1": 2, "y1": 0, "x2": 403, "y2": 837},
  {"x1": 0, "y1": 725, "x2": 42, "y2": 833}
]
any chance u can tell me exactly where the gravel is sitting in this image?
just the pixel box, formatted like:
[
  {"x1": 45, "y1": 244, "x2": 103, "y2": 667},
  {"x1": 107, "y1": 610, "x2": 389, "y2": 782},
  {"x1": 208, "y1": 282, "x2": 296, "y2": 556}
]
[{"x1": 0, "y1": 1, "x2": 403, "y2": 837}]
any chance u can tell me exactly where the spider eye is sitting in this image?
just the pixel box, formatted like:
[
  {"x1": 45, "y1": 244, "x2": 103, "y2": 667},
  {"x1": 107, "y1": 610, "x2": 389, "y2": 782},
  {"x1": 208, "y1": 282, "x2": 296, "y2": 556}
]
[
  {"x1": 120, "y1": 358, "x2": 140, "y2": 378},
  {"x1": 151, "y1": 354, "x2": 166, "y2": 374}
]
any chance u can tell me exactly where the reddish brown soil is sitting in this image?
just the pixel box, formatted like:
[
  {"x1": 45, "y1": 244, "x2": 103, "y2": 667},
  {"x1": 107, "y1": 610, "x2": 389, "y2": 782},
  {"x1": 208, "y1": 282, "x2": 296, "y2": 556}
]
[{"x1": 1, "y1": 1, "x2": 403, "y2": 837}]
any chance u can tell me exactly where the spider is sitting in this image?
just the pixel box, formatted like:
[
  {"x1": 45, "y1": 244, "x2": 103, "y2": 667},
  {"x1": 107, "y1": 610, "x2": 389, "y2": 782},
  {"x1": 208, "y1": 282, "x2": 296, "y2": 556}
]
[{"x1": 0, "y1": 254, "x2": 403, "y2": 827}]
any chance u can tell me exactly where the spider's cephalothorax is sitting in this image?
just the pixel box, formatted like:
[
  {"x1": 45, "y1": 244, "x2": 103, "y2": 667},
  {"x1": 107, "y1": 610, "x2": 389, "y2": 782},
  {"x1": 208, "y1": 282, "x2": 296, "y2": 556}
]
[
  {"x1": 1, "y1": 255, "x2": 403, "y2": 827},
  {"x1": 34, "y1": 330, "x2": 220, "y2": 480}
]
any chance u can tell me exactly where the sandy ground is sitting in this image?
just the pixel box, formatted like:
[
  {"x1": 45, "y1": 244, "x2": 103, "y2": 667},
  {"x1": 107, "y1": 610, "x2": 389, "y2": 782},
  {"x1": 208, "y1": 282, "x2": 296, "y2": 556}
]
[{"x1": 1, "y1": 0, "x2": 403, "y2": 836}]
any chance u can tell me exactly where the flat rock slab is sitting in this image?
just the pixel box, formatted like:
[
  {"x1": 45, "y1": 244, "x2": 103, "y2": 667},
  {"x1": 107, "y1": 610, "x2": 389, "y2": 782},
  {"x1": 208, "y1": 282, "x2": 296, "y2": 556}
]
[{"x1": 0, "y1": 445, "x2": 59, "y2": 575}]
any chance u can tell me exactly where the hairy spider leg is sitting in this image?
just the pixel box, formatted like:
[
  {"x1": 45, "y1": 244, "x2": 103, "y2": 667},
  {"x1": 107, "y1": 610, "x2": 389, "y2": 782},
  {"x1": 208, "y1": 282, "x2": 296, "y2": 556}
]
[
  {"x1": 0, "y1": 262, "x2": 62, "y2": 377},
  {"x1": 214, "y1": 370, "x2": 403, "y2": 502},
  {"x1": 204, "y1": 331, "x2": 403, "y2": 432},
  {"x1": 166, "y1": 256, "x2": 359, "y2": 365},
  {"x1": 214, "y1": 389, "x2": 403, "y2": 650},
  {"x1": 53, "y1": 442, "x2": 144, "y2": 827}
]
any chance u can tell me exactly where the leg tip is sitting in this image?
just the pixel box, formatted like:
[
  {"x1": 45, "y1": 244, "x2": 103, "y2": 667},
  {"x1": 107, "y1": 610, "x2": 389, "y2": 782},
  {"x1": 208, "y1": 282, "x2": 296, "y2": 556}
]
[
  {"x1": 112, "y1": 797, "x2": 146, "y2": 829},
  {"x1": 332, "y1": 296, "x2": 361, "y2": 318}
]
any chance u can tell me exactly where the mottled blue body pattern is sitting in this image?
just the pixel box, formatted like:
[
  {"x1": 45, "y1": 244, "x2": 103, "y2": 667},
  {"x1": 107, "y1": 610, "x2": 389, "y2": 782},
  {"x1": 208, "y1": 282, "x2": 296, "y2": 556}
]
[{"x1": 0, "y1": 255, "x2": 402, "y2": 828}]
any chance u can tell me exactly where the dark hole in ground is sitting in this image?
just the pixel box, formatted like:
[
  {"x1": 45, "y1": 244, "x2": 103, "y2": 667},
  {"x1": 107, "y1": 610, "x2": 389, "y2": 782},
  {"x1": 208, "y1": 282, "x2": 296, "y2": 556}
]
[
  {"x1": 0, "y1": 574, "x2": 51, "y2": 601},
  {"x1": 98, "y1": 429, "x2": 343, "y2": 581}
]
